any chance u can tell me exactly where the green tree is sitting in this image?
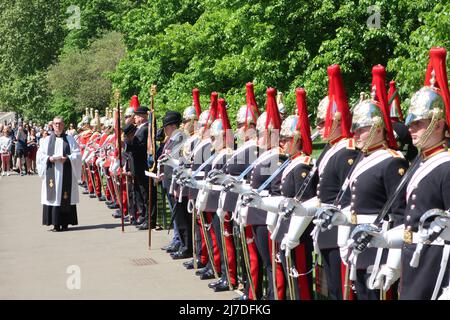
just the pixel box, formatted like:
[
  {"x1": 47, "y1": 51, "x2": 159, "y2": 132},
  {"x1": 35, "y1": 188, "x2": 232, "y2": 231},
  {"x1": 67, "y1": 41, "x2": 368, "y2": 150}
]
[{"x1": 47, "y1": 31, "x2": 126, "y2": 124}]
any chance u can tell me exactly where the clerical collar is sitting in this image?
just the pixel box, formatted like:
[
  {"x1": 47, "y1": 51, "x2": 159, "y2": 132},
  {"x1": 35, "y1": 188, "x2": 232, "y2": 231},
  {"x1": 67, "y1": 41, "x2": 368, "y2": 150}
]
[
  {"x1": 421, "y1": 141, "x2": 447, "y2": 160},
  {"x1": 364, "y1": 142, "x2": 387, "y2": 156},
  {"x1": 329, "y1": 136, "x2": 344, "y2": 146}
]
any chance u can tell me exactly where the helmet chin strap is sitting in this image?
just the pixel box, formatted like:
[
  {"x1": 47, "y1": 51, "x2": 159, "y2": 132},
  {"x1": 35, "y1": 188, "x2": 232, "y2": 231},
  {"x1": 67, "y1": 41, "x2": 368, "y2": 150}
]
[
  {"x1": 323, "y1": 119, "x2": 339, "y2": 142},
  {"x1": 361, "y1": 124, "x2": 380, "y2": 153},
  {"x1": 415, "y1": 110, "x2": 442, "y2": 149}
]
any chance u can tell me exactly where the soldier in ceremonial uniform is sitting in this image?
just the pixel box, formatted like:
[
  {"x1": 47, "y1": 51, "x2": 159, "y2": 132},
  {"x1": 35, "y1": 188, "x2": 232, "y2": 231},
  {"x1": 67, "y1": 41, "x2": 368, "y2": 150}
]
[
  {"x1": 218, "y1": 83, "x2": 260, "y2": 300},
  {"x1": 281, "y1": 65, "x2": 359, "y2": 300},
  {"x1": 243, "y1": 88, "x2": 318, "y2": 300},
  {"x1": 199, "y1": 98, "x2": 237, "y2": 291},
  {"x1": 316, "y1": 65, "x2": 409, "y2": 299},
  {"x1": 366, "y1": 47, "x2": 450, "y2": 300},
  {"x1": 180, "y1": 89, "x2": 209, "y2": 270}
]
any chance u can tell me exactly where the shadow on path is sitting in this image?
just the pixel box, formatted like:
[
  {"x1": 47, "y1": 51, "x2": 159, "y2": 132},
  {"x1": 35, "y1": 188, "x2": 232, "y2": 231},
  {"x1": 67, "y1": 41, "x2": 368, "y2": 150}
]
[{"x1": 66, "y1": 223, "x2": 124, "y2": 231}]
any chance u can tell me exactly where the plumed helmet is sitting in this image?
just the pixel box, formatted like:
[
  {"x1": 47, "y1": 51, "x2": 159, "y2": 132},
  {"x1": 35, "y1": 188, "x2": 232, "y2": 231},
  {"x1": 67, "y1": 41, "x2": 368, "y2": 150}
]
[
  {"x1": 82, "y1": 115, "x2": 91, "y2": 125},
  {"x1": 352, "y1": 65, "x2": 397, "y2": 150},
  {"x1": 237, "y1": 104, "x2": 258, "y2": 126},
  {"x1": 124, "y1": 107, "x2": 135, "y2": 117},
  {"x1": 256, "y1": 112, "x2": 267, "y2": 133},
  {"x1": 210, "y1": 118, "x2": 225, "y2": 138},
  {"x1": 406, "y1": 86, "x2": 445, "y2": 126},
  {"x1": 406, "y1": 47, "x2": 450, "y2": 130},
  {"x1": 198, "y1": 110, "x2": 211, "y2": 127},
  {"x1": 237, "y1": 82, "x2": 259, "y2": 126},
  {"x1": 316, "y1": 96, "x2": 331, "y2": 125},
  {"x1": 90, "y1": 118, "x2": 98, "y2": 127},
  {"x1": 352, "y1": 99, "x2": 384, "y2": 131},
  {"x1": 280, "y1": 115, "x2": 299, "y2": 138},
  {"x1": 183, "y1": 105, "x2": 198, "y2": 122},
  {"x1": 100, "y1": 116, "x2": 107, "y2": 125}
]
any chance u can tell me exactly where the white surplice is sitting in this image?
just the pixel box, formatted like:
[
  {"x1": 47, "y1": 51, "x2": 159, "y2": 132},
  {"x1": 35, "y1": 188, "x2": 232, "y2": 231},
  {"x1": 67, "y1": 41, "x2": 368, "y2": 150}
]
[{"x1": 36, "y1": 135, "x2": 82, "y2": 206}]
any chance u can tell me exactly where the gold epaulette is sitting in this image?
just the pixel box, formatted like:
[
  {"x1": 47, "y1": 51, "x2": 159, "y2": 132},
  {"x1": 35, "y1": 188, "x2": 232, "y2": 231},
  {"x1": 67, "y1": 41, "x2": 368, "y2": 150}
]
[
  {"x1": 346, "y1": 138, "x2": 356, "y2": 150},
  {"x1": 387, "y1": 149, "x2": 402, "y2": 158}
]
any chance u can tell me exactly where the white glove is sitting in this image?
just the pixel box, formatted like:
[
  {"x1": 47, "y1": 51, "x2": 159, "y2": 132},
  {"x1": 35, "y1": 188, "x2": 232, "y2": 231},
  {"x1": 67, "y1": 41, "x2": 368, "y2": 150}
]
[
  {"x1": 366, "y1": 224, "x2": 405, "y2": 249},
  {"x1": 259, "y1": 196, "x2": 284, "y2": 212},
  {"x1": 301, "y1": 197, "x2": 320, "y2": 216},
  {"x1": 338, "y1": 225, "x2": 351, "y2": 266},
  {"x1": 339, "y1": 246, "x2": 350, "y2": 266},
  {"x1": 372, "y1": 265, "x2": 400, "y2": 291},
  {"x1": 266, "y1": 210, "x2": 278, "y2": 234},
  {"x1": 313, "y1": 206, "x2": 350, "y2": 230},
  {"x1": 371, "y1": 248, "x2": 401, "y2": 291},
  {"x1": 280, "y1": 234, "x2": 299, "y2": 252},
  {"x1": 195, "y1": 187, "x2": 209, "y2": 212},
  {"x1": 281, "y1": 216, "x2": 313, "y2": 251}
]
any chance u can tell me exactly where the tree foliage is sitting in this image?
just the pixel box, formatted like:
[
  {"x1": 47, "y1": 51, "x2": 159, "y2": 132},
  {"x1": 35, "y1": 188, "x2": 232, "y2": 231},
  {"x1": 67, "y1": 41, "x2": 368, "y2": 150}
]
[{"x1": 1, "y1": 0, "x2": 449, "y2": 126}]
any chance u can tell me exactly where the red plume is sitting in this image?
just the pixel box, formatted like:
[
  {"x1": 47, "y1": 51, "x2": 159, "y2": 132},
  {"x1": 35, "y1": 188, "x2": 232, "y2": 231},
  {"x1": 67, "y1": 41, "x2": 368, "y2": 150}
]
[
  {"x1": 324, "y1": 65, "x2": 352, "y2": 138},
  {"x1": 388, "y1": 81, "x2": 404, "y2": 122},
  {"x1": 192, "y1": 88, "x2": 201, "y2": 118},
  {"x1": 206, "y1": 92, "x2": 218, "y2": 126},
  {"x1": 218, "y1": 98, "x2": 231, "y2": 130},
  {"x1": 130, "y1": 95, "x2": 139, "y2": 111},
  {"x1": 371, "y1": 65, "x2": 397, "y2": 149},
  {"x1": 295, "y1": 88, "x2": 313, "y2": 155},
  {"x1": 245, "y1": 82, "x2": 259, "y2": 126},
  {"x1": 424, "y1": 47, "x2": 450, "y2": 127},
  {"x1": 265, "y1": 88, "x2": 282, "y2": 130}
]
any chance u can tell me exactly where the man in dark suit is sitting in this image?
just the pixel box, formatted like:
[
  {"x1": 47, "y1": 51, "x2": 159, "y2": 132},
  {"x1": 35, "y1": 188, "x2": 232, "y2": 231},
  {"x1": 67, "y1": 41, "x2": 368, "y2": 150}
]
[{"x1": 126, "y1": 106, "x2": 152, "y2": 230}]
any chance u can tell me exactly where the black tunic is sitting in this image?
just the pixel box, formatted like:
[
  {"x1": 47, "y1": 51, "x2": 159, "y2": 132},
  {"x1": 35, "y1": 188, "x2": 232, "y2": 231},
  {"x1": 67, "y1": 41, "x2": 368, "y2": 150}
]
[
  {"x1": 222, "y1": 140, "x2": 258, "y2": 212},
  {"x1": 269, "y1": 155, "x2": 317, "y2": 243},
  {"x1": 349, "y1": 151, "x2": 408, "y2": 269},
  {"x1": 316, "y1": 140, "x2": 360, "y2": 249},
  {"x1": 400, "y1": 153, "x2": 450, "y2": 300},
  {"x1": 246, "y1": 148, "x2": 281, "y2": 225}
]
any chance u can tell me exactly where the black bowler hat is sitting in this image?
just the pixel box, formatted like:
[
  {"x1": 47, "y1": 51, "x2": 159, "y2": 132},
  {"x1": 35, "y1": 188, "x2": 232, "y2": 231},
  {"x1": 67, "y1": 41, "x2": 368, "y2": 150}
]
[
  {"x1": 123, "y1": 123, "x2": 137, "y2": 135},
  {"x1": 163, "y1": 111, "x2": 182, "y2": 127},
  {"x1": 134, "y1": 106, "x2": 150, "y2": 115}
]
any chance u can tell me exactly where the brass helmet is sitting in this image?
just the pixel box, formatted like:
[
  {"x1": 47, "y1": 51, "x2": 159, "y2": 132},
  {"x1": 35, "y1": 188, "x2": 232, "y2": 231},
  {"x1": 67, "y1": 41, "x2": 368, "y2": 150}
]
[
  {"x1": 198, "y1": 110, "x2": 211, "y2": 127},
  {"x1": 256, "y1": 111, "x2": 267, "y2": 133},
  {"x1": 82, "y1": 115, "x2": 91, "y2": 125},
  {"x1": 315, "y1": 96, "x2": 331, "y2": 125},
  {"x1": 354, "y1": 65, "x2": 397, "y2": 151},
  {"x1": 183, "y1": 105, "x2": 198, "y2": 122},
  {"x1": 280, "y1": 115, "x2": 299, "y2": 138},
  {"x1": 124, "y1": 107, "x2": 135, "y2": 117},
  {"x1": 405, "y1": 84, "x2": 444, "y2": 126},
  {"x1": 405, "y1": 47, "x2": 450, "y2": 148},
  {"x1": 210, "y1": 118, "x2": 225, "y2": 138},
  {"x1": 237, "y1": 104, "x2": 258, "y2": 126},
  {"x1": 90, "y1": 118, "x2": 98, "y2": 127},
  {"x1": 351, "y1": 95, "x2": 384, "y2": 132}
]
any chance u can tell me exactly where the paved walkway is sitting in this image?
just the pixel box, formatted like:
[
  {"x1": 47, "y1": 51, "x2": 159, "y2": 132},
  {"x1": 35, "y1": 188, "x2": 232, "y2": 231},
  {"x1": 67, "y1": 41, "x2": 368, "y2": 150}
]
[{"x1": 0, "y1": 173, "x2": 239, "y2": 300}]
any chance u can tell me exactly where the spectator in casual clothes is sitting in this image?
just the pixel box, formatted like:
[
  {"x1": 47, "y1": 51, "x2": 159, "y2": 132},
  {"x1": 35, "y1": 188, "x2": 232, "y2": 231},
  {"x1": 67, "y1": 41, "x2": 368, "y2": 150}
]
[
  {"x1": 0, "y1": 126, "x2": 13, "y2": 176},
  {"x1": 27, "y1": 128, "x2": 38, "y2": 174},
  {"x1": 15, "y1": 125, "x2": 28, "y2": 176}
]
